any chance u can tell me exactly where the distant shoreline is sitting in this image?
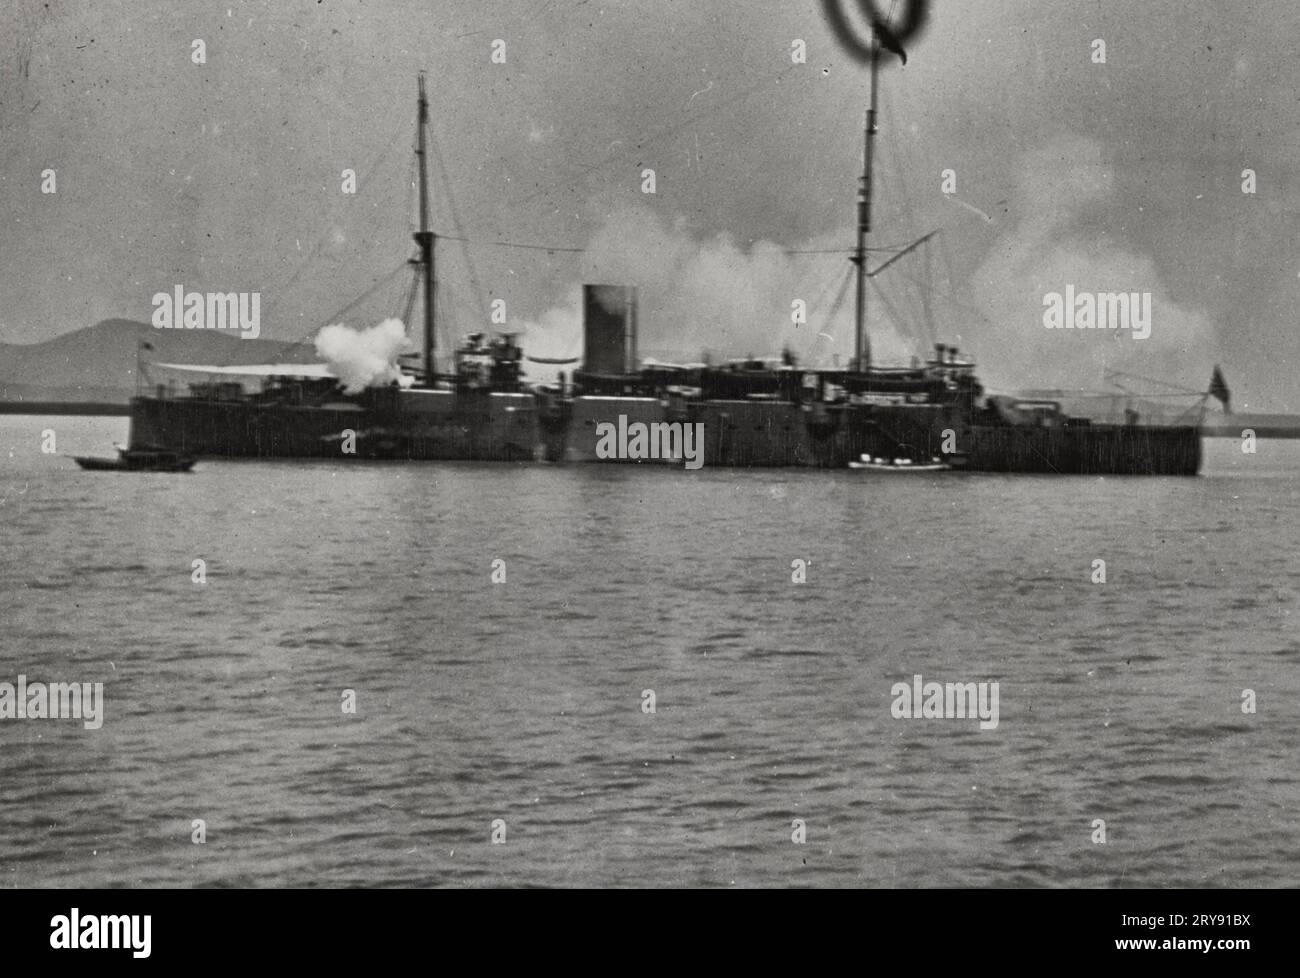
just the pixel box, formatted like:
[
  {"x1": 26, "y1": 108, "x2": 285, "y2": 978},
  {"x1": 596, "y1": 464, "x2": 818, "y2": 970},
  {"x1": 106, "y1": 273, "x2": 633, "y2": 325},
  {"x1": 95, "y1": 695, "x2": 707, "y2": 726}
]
[
  {"x1": 0, "y1": 402, "x2": 130, "y2": 417},
  {"x1": 1202, "y1": 425, "x2": 1300, "y2": 439}
]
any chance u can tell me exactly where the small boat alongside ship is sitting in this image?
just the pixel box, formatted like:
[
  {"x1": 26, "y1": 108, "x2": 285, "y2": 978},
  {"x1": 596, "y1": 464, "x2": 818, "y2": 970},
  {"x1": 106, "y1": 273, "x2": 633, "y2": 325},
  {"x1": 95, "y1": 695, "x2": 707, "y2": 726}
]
[
  {"x1": 848, "y1": 456, "x2": 950, "y2": 472},
  {"x1": 125, "y1": 51, "x2": 1217, "y2": 476}
]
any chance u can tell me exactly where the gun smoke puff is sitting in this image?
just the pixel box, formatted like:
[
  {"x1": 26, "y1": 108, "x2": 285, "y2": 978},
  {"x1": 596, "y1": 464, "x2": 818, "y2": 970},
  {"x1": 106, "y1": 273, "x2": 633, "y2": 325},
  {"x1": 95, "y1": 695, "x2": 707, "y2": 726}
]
[
  {"x1": 314, "y1": 318, "x2": 415, "y2": 393},
  {"x1": 970, "y1": 134, "x2": 1221, "y2": 395}
]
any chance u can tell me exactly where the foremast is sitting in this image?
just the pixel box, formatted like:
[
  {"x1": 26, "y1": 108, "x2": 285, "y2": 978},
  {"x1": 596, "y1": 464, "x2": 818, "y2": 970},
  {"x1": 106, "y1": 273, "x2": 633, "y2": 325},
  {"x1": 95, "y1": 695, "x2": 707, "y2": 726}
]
[
  {"x1": 414, "y1": 73, "x2": 436, "y2": 387},
  {"x1": 851, "y1": 39, "x2": 881, "y2": 373}
]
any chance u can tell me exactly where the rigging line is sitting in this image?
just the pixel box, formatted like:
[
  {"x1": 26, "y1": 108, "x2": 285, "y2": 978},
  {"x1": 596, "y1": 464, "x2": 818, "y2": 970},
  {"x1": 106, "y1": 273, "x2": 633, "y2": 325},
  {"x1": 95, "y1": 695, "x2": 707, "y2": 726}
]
[
  {"x1": 437, "y1": 234, "x2": 587, "y2": 254},
  {"x1": 882, "y1": 70, "x2": 951, "y2": 346},
  {"x1": 877, "y1": 80, "x2": 927, "y2": 341},
  {"x1": 277, "y1": 261, "x2": 412, "y2": 356},
  {"x1": 389, "y1": 263, "x2": 416, "y2": 323},
  {"x1": 806, "y1": 265, "x2": 854, "y2": 362},
  {"x1": 406, "y1": 151, "x2": 417, "y2": 236},
  {"x1": 934, "y1": 218, "x2": 962, "y2": 324},
  {"x1": 438, "y1": 277, "x2": 472, "y2": 355},
  {"x1": 823, "y1": 264, "x2": 854, "y2": 323},
  {"x1": 437, "y1": 236, "x2": 903, "y2": 257},
  {"x1": 441, "y1": 276, "x2": 477, "y2": 348},
  {"x1": 872, "y1": 239, "x2": 936, "y2": 342},
  {"x1": 797, "y1": 261, "x2": 850, "y2": 344},
  {"x1": 431, "y1": 277, "x2": 449, "y2": 362},
  {"x1": 880, "y1": 64, "x2": 916, "y2": 224},
  {"x1": 1103, "y1": 368, "x2": 1205, "y2": 395},
  {"x1": 264, "y1": 153, "x2": 410, "y2": 349},
  {"x1": 1036, "y1": 390, "x2": 1206, "y2": 400},
  {"x1": 822, "y1": 44, "x2": 873, "y2": 234},
  {"x1": 917, "y1": 86, "x2": 968, "y2": 332},
  {"x1": 280, "y1": 262, "x2": 411, "y2": 358},
  {"x1": 867, "y1": 230, "x2": 940, "y2": 277},
  {"x1": 878, "y1": 244, "x2": 930, "y2": 343},
  {"x1": 890, "y1": 265, "x2": 1000, "y2": 333},
  {"x1": 869, "y1": 274, "x2": 923, "y2": 350},
  {"x1": 785, "y1": 245, "x2": 906, "y2": 254},
  {"x1": 505, "y1": 62, "x2": 803, "y2": 209},
  {"x1": 808, "y1": 257, "x2": 850, "y2": 311},
  {"x1": 428, "y1": 120, "x2": 489, "y2": 322},
  {"x1": 325, "y1": 261, "x2": 411, "y2": 325},
  {"x1": 270, "y1": 114, "x2": 409, "y2": 301},
  {"x1": 920, "y1": 234, "x2": 936, "y2": 349},
  {"x1": 400, "y1": 266, "x2": 419, "y2": 329},
  {"x1": 913, "y1": 86, "x2": 968, "y2": 334}
]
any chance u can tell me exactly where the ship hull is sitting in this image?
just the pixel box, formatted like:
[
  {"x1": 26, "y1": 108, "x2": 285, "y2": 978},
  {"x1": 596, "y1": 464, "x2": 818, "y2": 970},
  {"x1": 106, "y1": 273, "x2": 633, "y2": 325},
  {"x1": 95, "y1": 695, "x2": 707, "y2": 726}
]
[
  {"x1": 564, "y1": 395, "x2": 1201, "y2": 474},
  {"x1": 565, "y1": 396, "x2": 955, "y2": 468},
  {"x1": 129, "y1": 389, "x2": 538, "y2": 461},
  {"x1": 131, "y1": 391, "x2": 1202, "y2": 474},
  {"x1": 960, "y1": 423, "x2": 1201, "y2": 475}
]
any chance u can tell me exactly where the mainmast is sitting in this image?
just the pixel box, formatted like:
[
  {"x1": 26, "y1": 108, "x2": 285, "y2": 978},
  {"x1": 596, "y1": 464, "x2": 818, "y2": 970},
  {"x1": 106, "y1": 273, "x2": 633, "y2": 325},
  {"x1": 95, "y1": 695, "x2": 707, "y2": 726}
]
[
  {"x1": 852, "y1": 42, "x2": 881, "y2": 373},
  {"x1": 414, "y1": 73, "x2": 436, "y2": 386}
]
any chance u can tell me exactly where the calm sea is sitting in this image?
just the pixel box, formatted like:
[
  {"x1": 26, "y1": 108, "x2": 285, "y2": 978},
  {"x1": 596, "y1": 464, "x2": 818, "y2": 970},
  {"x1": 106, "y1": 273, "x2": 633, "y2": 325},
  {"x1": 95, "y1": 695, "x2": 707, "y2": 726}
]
[{"x1": 1, "y1": 415, "x2": 1296, "y2": 887}]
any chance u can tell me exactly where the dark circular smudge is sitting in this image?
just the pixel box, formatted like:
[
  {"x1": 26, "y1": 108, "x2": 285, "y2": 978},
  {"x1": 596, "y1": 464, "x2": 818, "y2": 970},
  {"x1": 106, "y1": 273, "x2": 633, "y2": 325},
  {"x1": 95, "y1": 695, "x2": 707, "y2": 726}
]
[{"x1": 820, "y1": 0, "x2": 931, "y2": 65}]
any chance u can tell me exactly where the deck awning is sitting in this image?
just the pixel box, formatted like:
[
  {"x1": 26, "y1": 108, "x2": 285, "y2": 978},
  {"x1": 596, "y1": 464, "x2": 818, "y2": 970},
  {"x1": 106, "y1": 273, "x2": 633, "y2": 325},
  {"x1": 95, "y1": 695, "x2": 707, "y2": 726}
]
[{"x1": 150, "y1": 362, "x2": 337, "y2": 378}]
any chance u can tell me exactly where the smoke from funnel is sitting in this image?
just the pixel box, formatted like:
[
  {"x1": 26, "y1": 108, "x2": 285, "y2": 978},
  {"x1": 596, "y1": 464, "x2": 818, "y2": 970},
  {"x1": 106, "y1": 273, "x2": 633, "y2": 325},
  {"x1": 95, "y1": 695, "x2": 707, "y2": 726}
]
[
  {"x1": 515, "y1": 202, "x2": 911, "y2": 373},
  {"x1": 314, "y1": 318, "x2": 415, "y2": 394}
]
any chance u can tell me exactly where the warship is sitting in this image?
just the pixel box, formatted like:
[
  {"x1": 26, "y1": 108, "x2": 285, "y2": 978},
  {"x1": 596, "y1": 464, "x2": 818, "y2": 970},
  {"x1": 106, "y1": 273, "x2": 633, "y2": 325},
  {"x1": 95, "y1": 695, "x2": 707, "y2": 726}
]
[{"x1": 129, "y1": 59, "x2": 1208, "y2": 474}]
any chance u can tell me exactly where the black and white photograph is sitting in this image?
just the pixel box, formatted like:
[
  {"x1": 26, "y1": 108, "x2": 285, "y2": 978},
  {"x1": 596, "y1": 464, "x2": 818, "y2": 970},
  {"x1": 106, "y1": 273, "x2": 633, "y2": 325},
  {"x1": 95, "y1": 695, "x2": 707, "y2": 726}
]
[{"x1": 1, "y1": 0, "x2": 1295, "y2": 929}]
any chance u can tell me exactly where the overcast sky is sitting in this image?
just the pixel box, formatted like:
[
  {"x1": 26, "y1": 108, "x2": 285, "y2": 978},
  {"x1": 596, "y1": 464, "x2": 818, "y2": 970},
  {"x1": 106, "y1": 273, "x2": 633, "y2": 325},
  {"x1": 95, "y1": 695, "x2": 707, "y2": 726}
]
[{"x1": 3, "y1": 0, "x2": 1297, "y2": 411}]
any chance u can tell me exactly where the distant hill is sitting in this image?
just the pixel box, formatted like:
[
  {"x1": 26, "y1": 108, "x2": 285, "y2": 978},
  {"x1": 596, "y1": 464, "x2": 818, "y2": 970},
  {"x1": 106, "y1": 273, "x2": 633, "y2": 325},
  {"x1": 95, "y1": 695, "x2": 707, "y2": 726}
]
[{"x1": 0, "y1": 320, "x2": 322, "y2": 404}]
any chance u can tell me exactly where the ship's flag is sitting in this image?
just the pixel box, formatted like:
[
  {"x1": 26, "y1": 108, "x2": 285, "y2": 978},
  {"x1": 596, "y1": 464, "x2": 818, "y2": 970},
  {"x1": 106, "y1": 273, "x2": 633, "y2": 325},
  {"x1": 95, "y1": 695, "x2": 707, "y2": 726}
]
[
  {"x1": 872, "y1": 16, "x2": 908, "y2": 64},
  {"x1": 1209, "y1": 365, "x2": 1231, "y2": 413}
]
